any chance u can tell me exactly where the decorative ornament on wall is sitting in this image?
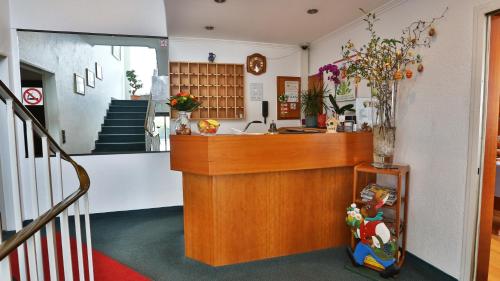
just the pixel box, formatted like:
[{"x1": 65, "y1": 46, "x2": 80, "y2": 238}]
[
  {"x1": 208, "y1": 52, "x2": 216, "y2": 63},
  {"x1": 247, "y1": 53, "x2": 267, "y2": 75}
]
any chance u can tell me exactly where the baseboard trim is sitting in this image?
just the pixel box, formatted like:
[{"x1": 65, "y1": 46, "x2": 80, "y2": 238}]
[
  {"x1": 89, "y1": 206, "x2": 183, "y2": 219},
  {"x1": 406, "y1": 251, "x2": 458, "y2": 281}
]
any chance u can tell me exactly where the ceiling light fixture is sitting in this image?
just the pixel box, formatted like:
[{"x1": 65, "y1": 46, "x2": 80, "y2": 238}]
[
  {"x1": 307, "y1": 8, "x2": 319, "y2": 15},
  {"x1": 214, "y1": 0, "x2": 226, "y2": 3},
  {"x1": 205, "y1": 26, "x2": 215, "y2": 31}
]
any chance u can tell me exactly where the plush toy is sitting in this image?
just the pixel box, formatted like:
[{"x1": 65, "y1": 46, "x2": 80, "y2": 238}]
[{"x1": 346, "y1": 191, "x2": 400, "y2": 278}]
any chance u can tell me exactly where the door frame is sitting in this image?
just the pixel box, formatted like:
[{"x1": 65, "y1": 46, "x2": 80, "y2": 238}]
[{"x1": 465, "y1": 2, "x2": 500, "y2": 280}]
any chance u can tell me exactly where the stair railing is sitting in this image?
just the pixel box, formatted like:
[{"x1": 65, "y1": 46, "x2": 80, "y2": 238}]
[
  {"x1": 144, "y1": 94, "x2": 160, "y2": 151},
  {"x1": 0, "y1": 80, "x2": 94, "y2": 281}
]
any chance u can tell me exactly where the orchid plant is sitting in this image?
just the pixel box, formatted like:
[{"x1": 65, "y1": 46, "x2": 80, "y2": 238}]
[{"x1": 318, "y1": 63, "x2": 341, "y2": 85}]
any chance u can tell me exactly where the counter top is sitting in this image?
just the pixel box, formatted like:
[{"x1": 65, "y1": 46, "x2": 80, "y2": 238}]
[{"x1": 170, "y1": 132, "x2": 373, "y2": 175}]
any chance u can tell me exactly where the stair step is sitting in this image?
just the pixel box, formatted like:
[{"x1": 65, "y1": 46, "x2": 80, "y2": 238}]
[
  {"x1": 108, "y1": 105, "x2": 147, "y2": 113},
  {"x1": 97, "y1": 134, "x2": 145, "y2": 143},
  {"x1": 103, "y1": 119, "x2": 144, "y2": 126},
  {"x1": 101, "y1": 126, "x2": 144, "y2": 134},
  {"x1": 111, "y1": 100, "x2": 148, "y2": 106},
  {"x1": 93, "y1": 142, "x2": 146, "y2": 153},
  {"x1": 106, "y1": 112, "x2": 146, "y2": 120}
]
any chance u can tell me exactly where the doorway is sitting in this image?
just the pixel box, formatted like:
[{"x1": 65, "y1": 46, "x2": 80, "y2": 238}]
[
  {"x1": 20, "y1": 66, "x2": 46, "y2": 156},
  {"x1": 477, "y1": 12, "x2": 500, "y2": 281}
]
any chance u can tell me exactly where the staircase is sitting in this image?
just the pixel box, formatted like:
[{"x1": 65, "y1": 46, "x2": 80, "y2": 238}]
[{"x1": 93, "y1": 100, "x2": 147, "y2": 153}]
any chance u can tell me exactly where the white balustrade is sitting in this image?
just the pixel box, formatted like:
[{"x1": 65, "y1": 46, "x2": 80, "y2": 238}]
[{"x1": 0, "y1": 81, "x2": 94, "y2": 281}]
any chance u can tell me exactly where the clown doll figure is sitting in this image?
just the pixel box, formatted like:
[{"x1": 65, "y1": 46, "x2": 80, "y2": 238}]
[{"x1": 346, "y1": 192, "x2": 400, "y2": 278}]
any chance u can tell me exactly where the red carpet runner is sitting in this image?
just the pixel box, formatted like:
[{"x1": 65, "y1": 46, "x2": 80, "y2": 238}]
[{"x1": 9, "y1": 233, "x2": 151, "y2": 281}]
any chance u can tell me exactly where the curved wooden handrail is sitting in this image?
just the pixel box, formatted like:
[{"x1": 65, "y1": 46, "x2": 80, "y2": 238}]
[{"x1": 0, "y1": 80, "x2": 91, "y2": 260}]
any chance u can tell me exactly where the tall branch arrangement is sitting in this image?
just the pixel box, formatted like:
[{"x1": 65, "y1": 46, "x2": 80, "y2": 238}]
[{"x1": 340, "y1": 8, "x2": 447, "y2": 129}]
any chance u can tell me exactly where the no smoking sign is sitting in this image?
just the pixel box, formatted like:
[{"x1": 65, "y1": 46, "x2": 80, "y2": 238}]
[{"x1": 22, "y1": 87, "x2": 44, "y2": 106}]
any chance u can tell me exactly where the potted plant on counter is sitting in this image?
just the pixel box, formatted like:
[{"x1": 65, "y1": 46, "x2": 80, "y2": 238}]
[
  {"x1": 126, "y1": 70, "x2": 143, "y2": 100},
  {"x1": 167, "y1": 92, "x2": 202, "y2": 135},
  {"x1": 328, "y1": 81, "x2": 355, "y2": 116},
  {"x1": 301, "y1": 87, "x2": 324, "y2": 128}
]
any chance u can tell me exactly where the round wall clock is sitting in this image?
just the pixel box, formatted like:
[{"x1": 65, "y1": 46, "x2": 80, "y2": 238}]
[{"x1": 247, "y1": 53, "x2": 267, "y2": 75}]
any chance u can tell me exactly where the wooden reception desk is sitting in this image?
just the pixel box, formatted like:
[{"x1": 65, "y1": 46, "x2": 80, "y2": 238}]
[{"x1": 170, "y1": 132, "x2": 373, "y2": 266}]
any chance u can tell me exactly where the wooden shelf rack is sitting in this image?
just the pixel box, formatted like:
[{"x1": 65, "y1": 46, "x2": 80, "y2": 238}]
[
  {"x1": 352, "y1": 163, "x2": 410, "y2": 269},
  {"x1": 169, "y1": 62, "x2": 245, "y2": 120}
]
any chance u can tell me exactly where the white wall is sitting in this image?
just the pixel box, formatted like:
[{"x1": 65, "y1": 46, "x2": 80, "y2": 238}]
[
  {"x1": 169, "y1": 37, "x2": 302, "y2": 133},
  {"x1": 0, "y1": 0, "x2": 10, "y2": 83},
  {"x1": 0, "y1": 0, "x2": 14, "y2": 230},
  {"x1": 124, "y1": 47, "x2": 159, "y2": 96},
  {"x1": 61, "y1": 153, "x2": 182, "y2": 214},
  {"x1": 16, "y1": 152, "x2": 181, "y2": 220},
  {"x1": 10, "y1": 0, "x2": 167, "y2": 37},
  {"x1": 310, "y1": 0, "x2": 487, "y2": 278}
]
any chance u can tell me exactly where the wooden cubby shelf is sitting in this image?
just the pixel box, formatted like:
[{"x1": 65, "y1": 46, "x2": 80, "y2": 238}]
[
  {"x1": 170, "y1": 61, "x2": 246, "y2": 120},
  {"x1": 352, "y1": 163, "x2": 410, "y2": 269}
]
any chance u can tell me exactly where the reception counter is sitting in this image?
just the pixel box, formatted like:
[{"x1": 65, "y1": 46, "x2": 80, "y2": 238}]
[{"x1": 170, "y1": 132, "x2": 373, "y2": 266}]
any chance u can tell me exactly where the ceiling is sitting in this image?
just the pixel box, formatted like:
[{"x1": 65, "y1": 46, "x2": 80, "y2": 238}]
[{"x1": 165, "y1": 0, "x2": 392, "y2": 45}]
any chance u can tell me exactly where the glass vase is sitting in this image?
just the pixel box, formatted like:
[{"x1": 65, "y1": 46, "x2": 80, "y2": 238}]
[
  {"x1": 174, "y1": 111, "x2": 192, "y2": 135},
  {"x1": 371, "y1": 80, "x2": 398, "y2": 168}
]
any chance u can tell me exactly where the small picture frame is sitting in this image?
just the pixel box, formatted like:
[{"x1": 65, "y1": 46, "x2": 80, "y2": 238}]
[
  {"x1": 112, "y1": 46, "x2": 121, "y2": 61},
  {"x1": 95, "y1": 63, "x2": 103, "y2": 80},
  {"x1": 86, "y1": 68, "x2": 95, "y2": 88},
  {"x1": 74, "y1": 74, "x2": 85, "y2": 95}
]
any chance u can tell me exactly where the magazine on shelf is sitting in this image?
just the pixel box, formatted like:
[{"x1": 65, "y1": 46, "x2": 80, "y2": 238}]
[{"x1": 360, "y1": 183, "x2": 397, "y2": 206}]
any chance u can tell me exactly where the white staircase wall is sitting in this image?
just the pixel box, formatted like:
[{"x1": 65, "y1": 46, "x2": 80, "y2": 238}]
[
  {"x1": 61, "y1": 153, "x2": 182, "y2": 215},
  {"x1": 16, "y1": 152, "x2": 182, "y2": 222}
]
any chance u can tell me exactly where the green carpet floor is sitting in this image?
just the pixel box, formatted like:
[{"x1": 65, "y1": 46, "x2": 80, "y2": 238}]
[{"x1": 89, "y1": 207, "x2": 456, "y2": 281}]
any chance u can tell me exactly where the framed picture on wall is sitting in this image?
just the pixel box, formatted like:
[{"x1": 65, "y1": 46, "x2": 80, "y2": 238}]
[
  {"x1": 95, "y1": 63, "x2": 103, "y2": 80},
  {"x1": 112, "y1": 46, "x2": 121, "y2": 61},
  {"x1": 86, "y1": 68, "x2": 95, "y2": 88},
  {"x1": 335, "y1": 79, "x2": 357, "y2": 102},
  {"x1": 74, "y1": 74, "x2": 85, "y2": 95},
  {"x1": 276, "y1": 76, "x2": 301, "y2": 120}
]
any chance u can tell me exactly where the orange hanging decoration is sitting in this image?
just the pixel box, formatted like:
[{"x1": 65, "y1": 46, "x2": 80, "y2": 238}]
[
  {"x1": 394, "y1": 70, "x2": 403, "y2": 80},
  {"x1": 405, "y1": 70, "x2": 413, "y2": 79}
]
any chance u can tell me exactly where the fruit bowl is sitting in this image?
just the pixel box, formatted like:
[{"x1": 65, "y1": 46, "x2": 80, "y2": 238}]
[{"x1": 197, "y1": 119, "x2": 220, "y2": 136}]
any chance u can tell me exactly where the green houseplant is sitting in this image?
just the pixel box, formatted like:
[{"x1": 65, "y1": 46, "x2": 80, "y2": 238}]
[
  {"x1": 328, "y1": 81, "x2": 355, "y2": 117},
  {"x1": 301, "y1": 86, "x2": 325, "y2": 128},
  {"x1": 126, "y1": 70, "x2": 143, "y2": 100}
]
